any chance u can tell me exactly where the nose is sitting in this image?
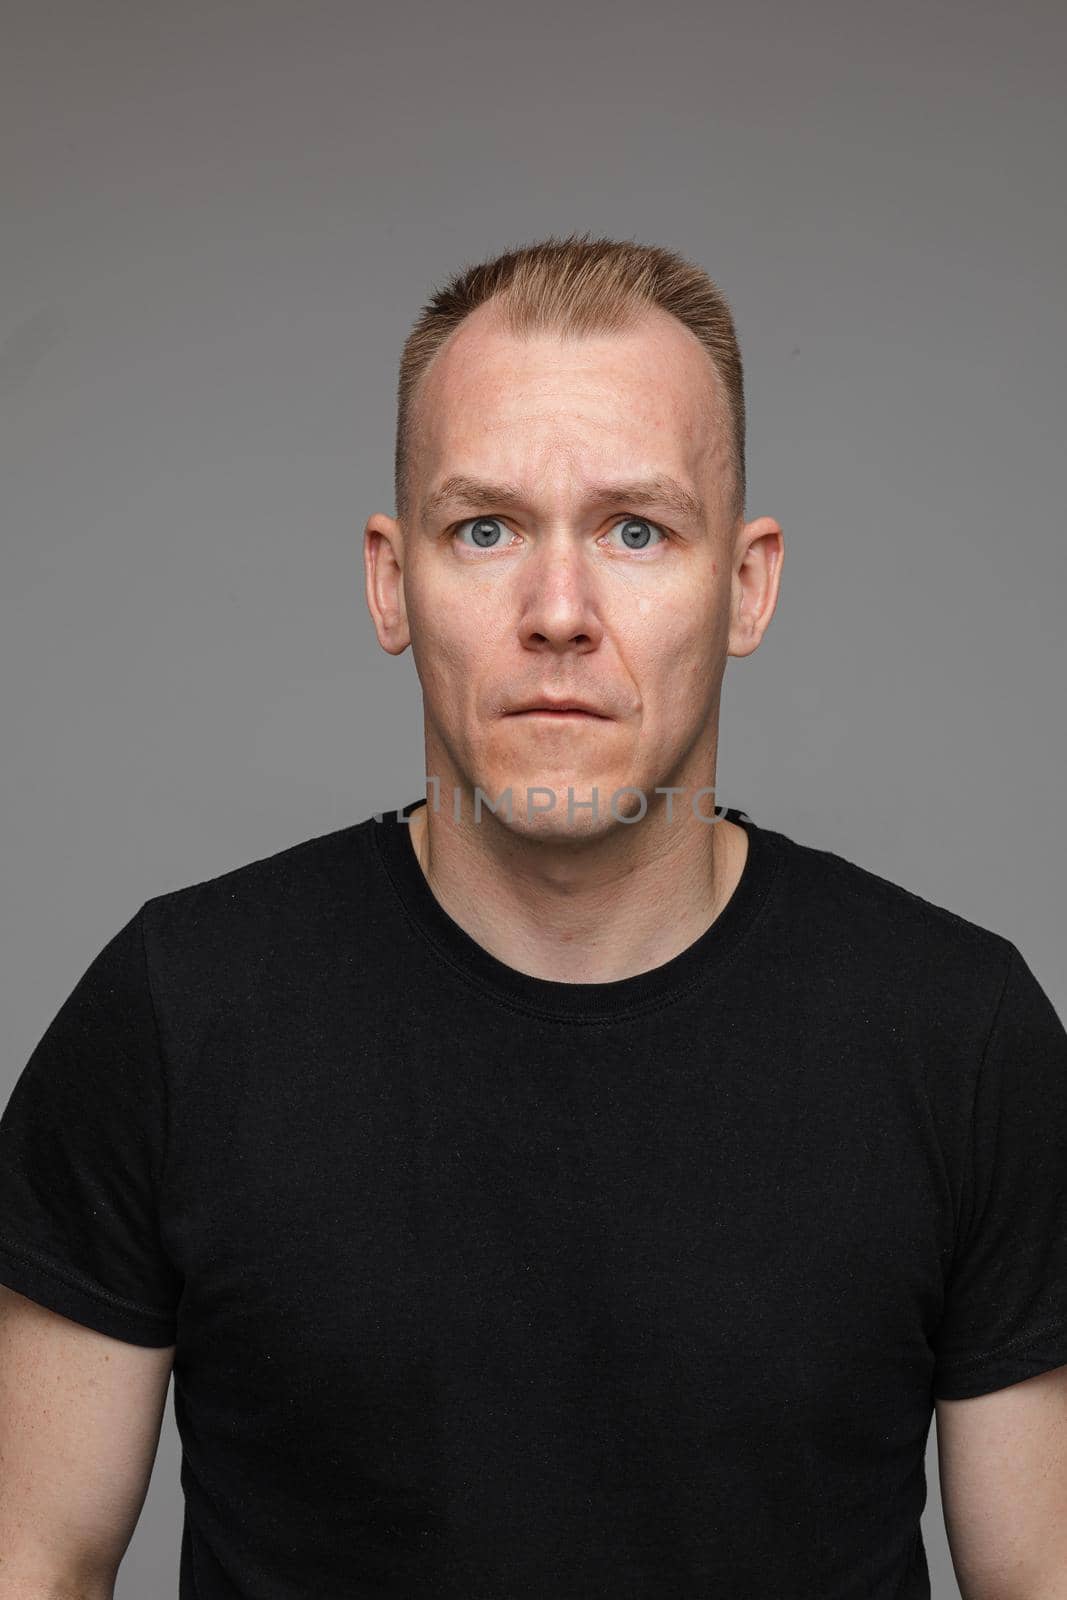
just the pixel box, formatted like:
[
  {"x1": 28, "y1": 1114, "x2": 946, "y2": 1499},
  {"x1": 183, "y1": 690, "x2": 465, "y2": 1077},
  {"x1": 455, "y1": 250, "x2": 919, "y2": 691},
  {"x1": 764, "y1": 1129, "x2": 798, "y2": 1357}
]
[{"x1": 516, "y1": 535, "x2": 604, "y2": 654}]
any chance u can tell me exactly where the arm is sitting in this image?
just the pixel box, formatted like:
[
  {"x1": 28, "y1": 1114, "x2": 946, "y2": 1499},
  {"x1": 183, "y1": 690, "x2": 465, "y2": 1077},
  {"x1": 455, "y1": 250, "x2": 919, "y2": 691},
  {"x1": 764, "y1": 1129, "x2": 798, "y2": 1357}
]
[
  {"x1": 0, "y1": 1286, "x2": 174, "y2": 1600},
  {"x1": 935, "y1": 1364, "x2": 1067, "y2": 1600}
]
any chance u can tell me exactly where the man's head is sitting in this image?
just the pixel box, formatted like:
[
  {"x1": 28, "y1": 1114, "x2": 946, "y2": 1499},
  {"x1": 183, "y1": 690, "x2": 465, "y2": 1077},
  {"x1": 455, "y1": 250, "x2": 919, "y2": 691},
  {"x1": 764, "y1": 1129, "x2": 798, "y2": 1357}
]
[{"x1": 364, "y1": 233, "x2": 782, "y2": 840}]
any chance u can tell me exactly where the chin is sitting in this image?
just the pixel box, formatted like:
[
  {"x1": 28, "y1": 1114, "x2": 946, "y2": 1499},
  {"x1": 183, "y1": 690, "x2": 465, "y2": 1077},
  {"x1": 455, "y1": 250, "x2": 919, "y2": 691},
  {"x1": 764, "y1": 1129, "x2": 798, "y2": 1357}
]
[{"x1": 467, "y1": 771, "x2": 646, "y2": 833}]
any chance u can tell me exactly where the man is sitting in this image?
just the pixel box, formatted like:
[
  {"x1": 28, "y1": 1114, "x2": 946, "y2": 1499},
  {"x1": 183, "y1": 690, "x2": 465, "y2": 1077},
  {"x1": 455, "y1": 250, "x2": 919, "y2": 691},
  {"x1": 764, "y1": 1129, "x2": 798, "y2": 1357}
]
[{"x1": 1, "y1": 233, "x2": 1065, "y2": 1599}]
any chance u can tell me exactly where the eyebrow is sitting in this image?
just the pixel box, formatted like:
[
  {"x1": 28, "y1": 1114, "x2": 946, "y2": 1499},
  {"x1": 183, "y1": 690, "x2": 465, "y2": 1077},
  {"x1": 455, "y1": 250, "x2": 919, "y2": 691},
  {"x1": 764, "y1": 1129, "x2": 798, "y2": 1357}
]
[{"x1": 420, "y1": 473, "x2": 707, "y2": 526}]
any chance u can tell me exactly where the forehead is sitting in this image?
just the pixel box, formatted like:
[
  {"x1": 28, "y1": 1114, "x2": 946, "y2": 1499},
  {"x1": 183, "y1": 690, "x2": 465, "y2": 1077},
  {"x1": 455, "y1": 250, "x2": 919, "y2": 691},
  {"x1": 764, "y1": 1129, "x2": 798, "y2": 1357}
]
[{"x1": 412, "y1": 300, "x2": 724, "y2": 483}]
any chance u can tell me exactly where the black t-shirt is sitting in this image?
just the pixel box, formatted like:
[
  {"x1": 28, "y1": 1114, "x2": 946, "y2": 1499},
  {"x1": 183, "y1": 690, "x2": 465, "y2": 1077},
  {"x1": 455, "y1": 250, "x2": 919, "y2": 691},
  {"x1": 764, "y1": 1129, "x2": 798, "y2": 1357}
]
[{"x1": 2, "y1": 799, "x2": 1067, "y2": 1599}]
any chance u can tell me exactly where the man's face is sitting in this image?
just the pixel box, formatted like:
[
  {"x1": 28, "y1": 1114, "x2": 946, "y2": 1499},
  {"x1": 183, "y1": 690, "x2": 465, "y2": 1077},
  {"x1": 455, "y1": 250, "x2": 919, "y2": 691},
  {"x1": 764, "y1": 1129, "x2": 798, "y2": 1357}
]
[{"x1": 366, "y1": 299, "x2": 779, "y2": 839}]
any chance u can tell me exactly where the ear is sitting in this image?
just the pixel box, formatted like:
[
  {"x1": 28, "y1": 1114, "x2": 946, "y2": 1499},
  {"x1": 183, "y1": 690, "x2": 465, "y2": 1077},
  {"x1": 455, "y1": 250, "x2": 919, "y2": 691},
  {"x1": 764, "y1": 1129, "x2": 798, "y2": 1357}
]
[
  {"x1": 728, "y1": 515, "x2": 784, "y2": 659},
  {"x1": 363, "y1": 512, "x2": 411, "y2": 655}
]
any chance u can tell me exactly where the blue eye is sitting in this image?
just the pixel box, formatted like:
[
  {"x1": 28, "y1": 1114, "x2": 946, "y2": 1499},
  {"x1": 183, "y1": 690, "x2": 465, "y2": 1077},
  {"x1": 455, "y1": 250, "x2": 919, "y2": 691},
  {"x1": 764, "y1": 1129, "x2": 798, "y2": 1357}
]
[
  {"x1": 606, "y1": 517, "x2": 665, "y2": 550},
  {"x1": 452, "y1": 515, "x2": 666, "y2": 551},
  {"x1": 455, "y1": 516, "x2": 509, "y2": 549}
]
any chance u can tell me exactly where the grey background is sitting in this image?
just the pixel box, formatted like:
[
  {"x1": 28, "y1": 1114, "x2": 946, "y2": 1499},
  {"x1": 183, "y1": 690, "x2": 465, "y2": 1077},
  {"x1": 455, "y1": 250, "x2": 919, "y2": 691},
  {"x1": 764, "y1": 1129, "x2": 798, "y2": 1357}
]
[{"x1": 2, "y1": 1, "x2": 1064, "y2": 1594}]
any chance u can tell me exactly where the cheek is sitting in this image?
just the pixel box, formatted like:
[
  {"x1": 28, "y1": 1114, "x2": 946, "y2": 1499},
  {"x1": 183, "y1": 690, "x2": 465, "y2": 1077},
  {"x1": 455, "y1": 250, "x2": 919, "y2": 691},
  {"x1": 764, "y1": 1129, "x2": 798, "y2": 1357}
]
[
  {"x1": 628, "y1": 607, "x2": 721, "y2": 713},
  {"x1": 412, "y1": 607, "x2": 500, "y2": 716},
  {"x1": 408, "y1": 565, "x2": 490, "y2": 656},
  {"x1": 628, "y1": 595, "x2": 705, "y2": 666},
  {"x1": 414, "y1": 567, "x2": 501, "y2": 646}
]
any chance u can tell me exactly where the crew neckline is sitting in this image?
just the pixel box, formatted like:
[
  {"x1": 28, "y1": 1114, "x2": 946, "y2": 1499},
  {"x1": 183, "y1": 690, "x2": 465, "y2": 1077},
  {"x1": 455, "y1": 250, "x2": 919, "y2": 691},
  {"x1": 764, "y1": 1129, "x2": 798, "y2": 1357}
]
[{"x1": 370, "y1": 797, "x2": 783, "y2": 1022}]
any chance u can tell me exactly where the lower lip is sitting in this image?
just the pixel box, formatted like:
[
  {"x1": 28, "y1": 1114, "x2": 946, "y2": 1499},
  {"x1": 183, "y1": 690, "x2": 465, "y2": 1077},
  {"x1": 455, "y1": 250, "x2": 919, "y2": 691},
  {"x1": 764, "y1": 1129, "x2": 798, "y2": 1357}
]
[{"x1": 512, "y1": 710, "x2": 606, "y2": 719}]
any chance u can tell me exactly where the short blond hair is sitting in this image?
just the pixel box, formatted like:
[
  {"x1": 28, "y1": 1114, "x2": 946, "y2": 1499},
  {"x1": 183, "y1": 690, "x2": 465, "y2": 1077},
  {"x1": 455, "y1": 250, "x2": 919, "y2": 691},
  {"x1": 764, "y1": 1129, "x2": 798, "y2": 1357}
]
[{"x1": 394, "y1": 231, "x2": 746, "y2": 527}]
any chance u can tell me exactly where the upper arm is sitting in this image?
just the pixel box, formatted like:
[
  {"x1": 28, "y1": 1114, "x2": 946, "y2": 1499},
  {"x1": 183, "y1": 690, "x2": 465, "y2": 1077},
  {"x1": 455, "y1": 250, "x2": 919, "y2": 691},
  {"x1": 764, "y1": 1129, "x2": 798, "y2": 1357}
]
[
  {"x1": 935, "y1": 1365, "x2": 1067, "y2": 1600},
  {"x1": 0, "y1": 1283, "x2": 175, "y2": 1596},
  {"x1": 929, "y1": 942, "x2": 1067, "y2": 1596}
]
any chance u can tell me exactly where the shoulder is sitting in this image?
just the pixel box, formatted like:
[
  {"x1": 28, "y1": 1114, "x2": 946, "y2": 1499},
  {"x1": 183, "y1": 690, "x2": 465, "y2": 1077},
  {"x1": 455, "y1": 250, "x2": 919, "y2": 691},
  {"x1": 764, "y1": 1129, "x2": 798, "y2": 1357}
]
[
  {"x1": 760, "y1": 816, "x2": 1017, "y2": 1015},
  {"x1": 137, "y1": 816, "x2": 380, "y2": 975}
]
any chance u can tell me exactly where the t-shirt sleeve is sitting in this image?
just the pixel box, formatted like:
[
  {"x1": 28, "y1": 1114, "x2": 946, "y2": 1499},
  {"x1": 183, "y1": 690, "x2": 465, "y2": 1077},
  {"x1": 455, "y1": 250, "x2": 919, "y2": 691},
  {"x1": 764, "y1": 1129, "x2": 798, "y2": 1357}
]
[
  {"x1": 0, "y1": 902, "x2": 181, "y2": 1347},
  {"x1": 932, "y1": 941, "x2": 1067, "y2": 1399}
]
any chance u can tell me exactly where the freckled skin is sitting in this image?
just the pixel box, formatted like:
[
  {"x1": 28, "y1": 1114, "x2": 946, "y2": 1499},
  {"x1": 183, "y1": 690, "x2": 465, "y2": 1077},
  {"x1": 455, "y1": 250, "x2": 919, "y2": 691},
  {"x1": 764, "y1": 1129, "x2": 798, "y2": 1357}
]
[{"x1": 364, "y1": 299, "x2": 783, "y2": 856}]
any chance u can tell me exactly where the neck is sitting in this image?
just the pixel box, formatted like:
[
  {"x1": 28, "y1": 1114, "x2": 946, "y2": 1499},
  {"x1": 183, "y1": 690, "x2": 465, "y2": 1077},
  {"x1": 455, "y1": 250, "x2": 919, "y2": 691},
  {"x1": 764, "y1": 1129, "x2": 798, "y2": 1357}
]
[{"x1": 404, "y1": 792, "x2": 748, "y2": 985}]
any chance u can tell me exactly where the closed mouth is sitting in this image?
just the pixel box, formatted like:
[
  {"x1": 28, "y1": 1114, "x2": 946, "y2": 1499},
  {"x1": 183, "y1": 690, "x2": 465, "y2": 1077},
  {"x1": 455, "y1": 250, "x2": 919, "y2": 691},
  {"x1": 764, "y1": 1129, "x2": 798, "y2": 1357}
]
[{"x1": 507, "y1": 704, "x2": 611, "y2": 718}]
